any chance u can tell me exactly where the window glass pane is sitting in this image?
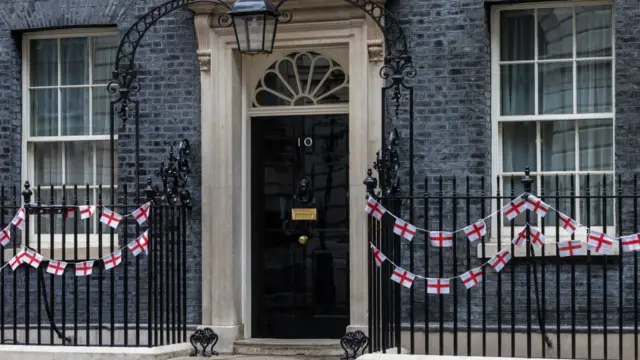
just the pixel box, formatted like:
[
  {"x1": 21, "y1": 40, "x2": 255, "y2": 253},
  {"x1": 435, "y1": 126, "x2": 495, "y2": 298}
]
[
  {"x1": 61, "y1": 38, "x2": 89, "y2": 85},
  {"x1": 541, "y1": 120, "x2": 575, "y2": 171},
  {"x1": 576, "y1": 5, "x2": 612, "y2": 58},
  {"x1": 61, "y1": 88, "x2": 90, "y2": 136},
  {"x1": 502, "y1": 122, "x2": 536, "y2": 172},
  {"x1": 34, "y1": 143, "x2": 62, "y2": 185},
  {"x1": 65, "y1": 142, "x2": 93, "y2": 185},
  {"x1": 30, "y1": 39, "x2": 57, "y2": 87},
  {"x1": 96, "y1": 141, "x2": 116, "y2": 186},
  {"x1": 34, "y1": 189, "x2": 90, "y2": 234},
  {"x1": 540, "y1": 175, "x2": 573, "y2": 227},
  {"x1": 500, "y1": 10, "x2": 535, "y2": 61},
  {"x1": 92, "y1": 36, "x2": 118, "y2": 84},
  {"x1": 579, "y1": 175, "x2": 614, "y2": 227},
  {"x1": 30, "y1": 89, "x2": 58, "y2": 137},
  {"x1": 579, "y1": 119, "x2": 613, "y2": 171},
  {"x1": 538, "y1": 7, "x2": 573, "y2": 59},
  {"x1": 501, "y1": 64, "x2": 534, "y2": 115},
  {"x1": 502, "y1": 177, "x2": 531, "y2": 226},
  {"x1": 577, "y1": 60, "x2": 612, "y2": 113},
  {"x1": 92, "y1": 86, "x2": 110, "y2": 135},
  {"x1": 539, "y1": 62, "x2": 573, "y2": 114}
]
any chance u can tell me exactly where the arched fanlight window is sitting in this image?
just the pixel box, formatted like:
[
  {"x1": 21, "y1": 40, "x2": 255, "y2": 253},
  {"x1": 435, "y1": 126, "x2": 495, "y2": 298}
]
[{"x1": 253, "y1": 52, "x2": 349, "y2": 107}]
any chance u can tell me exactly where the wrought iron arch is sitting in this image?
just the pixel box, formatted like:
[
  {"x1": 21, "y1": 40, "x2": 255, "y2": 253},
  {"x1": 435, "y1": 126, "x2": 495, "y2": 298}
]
[{"x1": 109, "y1": 0, "x2": 415, "y2": 202}]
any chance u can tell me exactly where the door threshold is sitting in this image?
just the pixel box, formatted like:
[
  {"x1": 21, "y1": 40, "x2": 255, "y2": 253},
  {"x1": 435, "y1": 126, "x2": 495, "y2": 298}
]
[{"x1": 236, "y1": 338, "x2": 341, "y2": 345}]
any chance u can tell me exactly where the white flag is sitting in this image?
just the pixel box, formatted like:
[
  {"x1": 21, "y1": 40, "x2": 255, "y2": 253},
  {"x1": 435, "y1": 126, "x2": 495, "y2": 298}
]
[
  {"x1": 393, "y1": 218, "x2": 417, "y2": 241},
  {"x1": 587, "y1": 230, "x2": 615, "y2": 254},
  {"x1": 364, "y1": 197, "x2": 386, "y2": 220},
  {"x1": 464, "y1": 220, "x2": 486, "y2": 242},
  {"x1": 46, "y1": 260, "x2": 67, "y2": 276},
  {"x1": 79, "y1": 205, "x2": 95, "y2": 220},
  {"x1": 525, "y1": 194, "x2": 549, "y2": 217},
  {"x1": 100, "y1": 208, "x2": 123, "y2": 229},
  {"x1": 557, "y1": 240, "x2": 586, "y2": 257},
  {"x1": 504, "y1": 198, "x2": 526, "y2": 221},
  {"x1": 489, "y1": 249, "x2": 511, "y2": 272},
  {"x1": 426, "y1": 278, "x2": 450, "y2": 294},
  {"x1": 11, "y1": 208, "x2": 25, "y2": 230},
  {"x1": 102, "y1": 250, "x2": 122, "y2": 270},
  {"x1": 429, "y1": 231, "x2": 453, "y2": 248},
  {"x1": 460, "y1": 268, "x2": 483, "y2": 289},
  {"x1": 75, "y1": 261, "x2": 94, "y2": 276},
  {"x1": 371, "y1": 245, "x2": 386, "y2": 266},
  {"x1": 132, "y1": 202, "x2": 151, "y2": 225},
  {"x1": 620, "y1": 234, "x2": 640, "y2": 253},
  {"x1": 390, "y1": 267, "x2": 415, "y2": 288}
]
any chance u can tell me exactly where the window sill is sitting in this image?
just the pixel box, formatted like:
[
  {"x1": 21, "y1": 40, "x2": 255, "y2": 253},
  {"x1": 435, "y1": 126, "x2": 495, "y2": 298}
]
[
  {"x1": 476, "y1": 239, "x2": 620, "y2": 259},
  {"x1": 3, "y1": 234, "x2": 119, "y2": 261}
]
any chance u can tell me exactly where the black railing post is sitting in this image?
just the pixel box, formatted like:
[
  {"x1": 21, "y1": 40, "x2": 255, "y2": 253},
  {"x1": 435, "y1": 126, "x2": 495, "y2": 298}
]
[
  {"x1": 521, "y1": 168, "x2": 533, "y2": 358},
  {"x1": 22, "y1": 181, "x2": 32, "y2": 345}
]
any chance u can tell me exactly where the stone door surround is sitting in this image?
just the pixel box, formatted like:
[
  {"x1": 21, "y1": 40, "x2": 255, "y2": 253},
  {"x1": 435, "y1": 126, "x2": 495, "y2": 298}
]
[{"x1": 190, "y1": 0, "x2": 386, "y2": 352}]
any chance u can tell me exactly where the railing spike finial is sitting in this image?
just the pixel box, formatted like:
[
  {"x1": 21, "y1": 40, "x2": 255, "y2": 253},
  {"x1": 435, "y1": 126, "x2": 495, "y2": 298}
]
[
  {"x1": 522, "y1": 166, "x2": 534, "y2": 194},
  {"x1": 22, "y1": 181, "x2": 33, "y2": 205}
]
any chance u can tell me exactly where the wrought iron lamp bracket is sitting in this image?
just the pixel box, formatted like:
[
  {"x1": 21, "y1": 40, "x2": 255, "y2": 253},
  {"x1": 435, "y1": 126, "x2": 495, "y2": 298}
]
[
  {"x1": 146, "y1": 139, "x2": 192, "y2": 206},
  {"x1": 365, "y1": 128, "x2": 400, "y2": 197}
]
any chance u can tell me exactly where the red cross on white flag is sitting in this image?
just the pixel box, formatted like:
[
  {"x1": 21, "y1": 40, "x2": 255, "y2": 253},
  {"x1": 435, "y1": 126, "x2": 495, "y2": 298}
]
[
  {"x1": 132, "y1": 202, "x2": 151, "y2": 225},
  {"x1": 557, "y1": 240, "x2": 586, "y2": 257},
  {"x1": 528, "y1": 227, "x2": 546, "y2": 248},
  {"x1": 11, "y1": 208, "x2": 25, "y2": 230},
  {"x1": 46, "y1": 260, "x2": 67, "y2": 276},
  {"x1": 75, "y1": 261, "x2": 94, "y2": 277},
  {"x1": 558, "y1": 213, "x2": 579, "y2": 235},
  {"x1": 489, "y1": 248, "x2": 512, "y2": 272},
  {"x1": 364, "y1": 197, "x2": 386, "y2": 221},
  {"x1": 102, "y1": 250, "x2": 122, "y2": 270},
  {"x1": 0, "y1": 226, "x2": 10, "y2": 247},
  {"x1": 587, "y1": 230, "x2": 615, "y2": 254},
  {"x1": 429, "y1": 231, "x2": 453, "y2": 248},
  {"x1": 100, "y1": 208, "x2": 123, "y2": 229},
  {"x1": 79, "y1": 205, "x2": 95, "y2": 220},
  {"x1": 426, "y1": 278, "x2": 450, "y2": 294},
  {"x1": 22, "y1": 249, "x2": 43, "y2": 268},
  {"x1": 371, "y1": 245, "x2": 386, "y2": 267},
  {"x1": 9, "y1": 249, "x2": 26, "y2": 270},
  {"x1": 64, "y1": 207, "x2": 75, "y2": 219},
  {"x1": 390, "y1": 267, "x2": 415, "y2": 288},
  {"x1": 504, "y1": 198, "x2": 526, "y2": 221},
  {"x1": 620, "y1": 234, "x2": 640, "y2": 253},
  {"x1": 464, "y1": 220, "x2": 487, "y2": 242},
  {"x1": 512, "y1": 229, "x2": 527, "y2": 247},
  {"x1": 393, "y1": 219, "x2": 417, "y2": 241},
  {"x1": 460, "y1": 268, "x2": 483, "y2": 289},
  {"x1": 128, "y1": 231, "x2": 149, "y2": 256},
  {"x1": 525, "y1": 195, "x2": 549, "y2": 217}
]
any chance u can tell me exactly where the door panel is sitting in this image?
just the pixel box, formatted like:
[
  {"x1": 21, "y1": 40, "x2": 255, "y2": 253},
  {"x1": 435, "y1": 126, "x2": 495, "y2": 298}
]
[{"x1": 252, "y1": 115, "x2": 349, "y2": 339}]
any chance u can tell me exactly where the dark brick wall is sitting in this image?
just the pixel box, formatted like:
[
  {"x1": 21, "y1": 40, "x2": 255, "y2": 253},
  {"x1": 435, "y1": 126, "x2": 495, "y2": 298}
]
[
  {"x1": 0, "y1": 0, "x2": 202, "y2": 330},
  {"x1": 385, "y1": 0, "x2": 640, "y2": 332}
]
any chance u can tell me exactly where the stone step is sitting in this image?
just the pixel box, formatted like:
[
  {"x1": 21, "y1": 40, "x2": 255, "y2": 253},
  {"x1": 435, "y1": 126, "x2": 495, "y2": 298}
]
[{"x1": 234, "y1": 338, "x2": 344, "y2": 357}]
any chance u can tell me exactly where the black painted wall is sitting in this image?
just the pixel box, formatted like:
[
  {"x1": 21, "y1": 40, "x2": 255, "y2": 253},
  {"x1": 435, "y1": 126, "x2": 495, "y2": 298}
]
[{"x1": 0, "y1": 0, "x2": 202, "y2": 331}]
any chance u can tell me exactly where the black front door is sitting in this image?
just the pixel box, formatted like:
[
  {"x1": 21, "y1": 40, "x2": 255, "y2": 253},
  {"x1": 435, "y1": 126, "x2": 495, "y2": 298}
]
[{"x1": 251, "y1": 114, "x2": 349, "y2": 339}]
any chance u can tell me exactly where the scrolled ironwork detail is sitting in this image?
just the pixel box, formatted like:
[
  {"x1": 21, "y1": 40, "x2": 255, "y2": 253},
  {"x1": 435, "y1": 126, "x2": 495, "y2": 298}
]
[
  {"x1": 146, "y1": 138, "x2": 192, "y2": 205},
  {"x1": 190, "y1": 327, "x2": 219, "y2": 357},
  {"x1": 340, "y1": 330, "x2": 369, "y2": 360},
  {"x1": 111, "y1": 0, "x2": 233, "y2": 126},
  {"x1": 371, "y1": 128, "x2": 400, "y2": 197}
]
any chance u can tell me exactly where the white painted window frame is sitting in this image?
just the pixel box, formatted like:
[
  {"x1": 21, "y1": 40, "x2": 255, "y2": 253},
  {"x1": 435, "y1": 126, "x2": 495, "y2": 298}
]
[
  {"x1": 487, "y1": 0, "x2": 616, "y2": 256},
  {"x1": 21, "y1": 28, "x2": 119, "y2": 252}
]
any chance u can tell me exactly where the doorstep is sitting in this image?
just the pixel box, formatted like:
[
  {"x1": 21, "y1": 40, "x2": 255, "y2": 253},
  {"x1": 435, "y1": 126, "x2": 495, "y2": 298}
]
[{"x1": 234, "y1": 338, "x2": 344, "y2": 357}]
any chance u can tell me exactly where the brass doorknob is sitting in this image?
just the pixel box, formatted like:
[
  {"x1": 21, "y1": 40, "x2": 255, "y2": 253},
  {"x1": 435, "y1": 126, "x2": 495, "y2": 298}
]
[{"x1": 298, "y1": 235, "x2": 309, "y2": 245}]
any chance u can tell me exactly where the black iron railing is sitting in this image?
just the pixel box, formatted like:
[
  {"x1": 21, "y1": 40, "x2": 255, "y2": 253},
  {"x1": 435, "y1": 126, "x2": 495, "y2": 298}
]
[
  {"x1": 0, "y1": 183, "x2": 189, "y2": 347},
  {"x1": 368, "y1": 170, "x2": 640, "y2": 360}
]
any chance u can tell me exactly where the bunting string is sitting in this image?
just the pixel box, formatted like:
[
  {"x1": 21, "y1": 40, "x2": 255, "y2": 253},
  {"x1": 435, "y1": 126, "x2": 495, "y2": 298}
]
[
  {"x1": 366, "y1": 193, "x2": 640, "y2": 293},
  {"x1": 0, "y1": 202, "x2": 153, "y2": 277}
]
